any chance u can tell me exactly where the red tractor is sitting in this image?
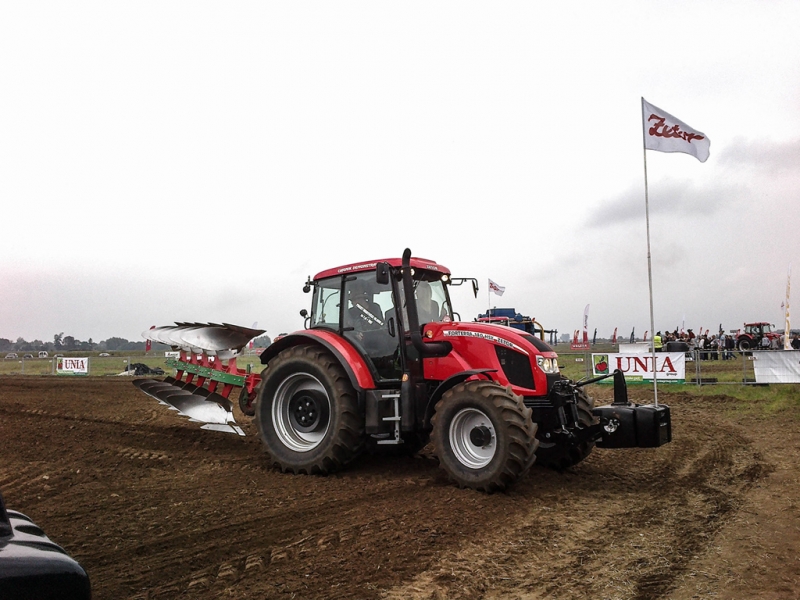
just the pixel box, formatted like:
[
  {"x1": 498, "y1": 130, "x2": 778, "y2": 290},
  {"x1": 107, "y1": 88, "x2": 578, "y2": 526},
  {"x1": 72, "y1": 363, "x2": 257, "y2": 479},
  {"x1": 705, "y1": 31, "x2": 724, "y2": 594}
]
[
  {"x1": 736, "y1": 322, "x2": 780, "y2": 351},
  {"x1": 135, "y1": 249, "x2": 671, "y2": 492}
]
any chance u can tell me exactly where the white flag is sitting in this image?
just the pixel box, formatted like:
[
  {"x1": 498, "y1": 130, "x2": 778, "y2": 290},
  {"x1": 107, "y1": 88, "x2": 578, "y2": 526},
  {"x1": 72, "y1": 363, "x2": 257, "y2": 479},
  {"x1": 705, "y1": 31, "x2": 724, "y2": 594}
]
[
  {"x1": 488, "y1": 279, "x2": 505, "y2": 296},
  {"x1": 642, "y1": 98, "x2": 710, "y2": 163},
  {"x1": 582, "y1": 304, "x2": 590, "y2": 343}
]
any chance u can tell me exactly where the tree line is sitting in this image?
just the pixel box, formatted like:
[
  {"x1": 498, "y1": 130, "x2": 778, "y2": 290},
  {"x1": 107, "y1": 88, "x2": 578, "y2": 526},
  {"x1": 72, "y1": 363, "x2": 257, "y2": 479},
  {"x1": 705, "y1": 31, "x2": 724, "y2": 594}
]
[
  {"x1": 0, "y1": 333, "x2": 273, "y2": 353},
  {"x1": 0, "y1": 333, "x2": 153, "y2": 353}
]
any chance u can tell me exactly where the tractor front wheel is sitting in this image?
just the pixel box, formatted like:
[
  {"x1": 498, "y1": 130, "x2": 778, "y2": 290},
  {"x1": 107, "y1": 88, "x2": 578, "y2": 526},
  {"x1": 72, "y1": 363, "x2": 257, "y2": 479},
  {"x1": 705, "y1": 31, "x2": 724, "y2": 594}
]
[
  {"x1": 255, "y1": 345, "x2": 364, "y2": 474},
  {"x1": 431, "y1": 380, "x2": 537, "y2": 492}
]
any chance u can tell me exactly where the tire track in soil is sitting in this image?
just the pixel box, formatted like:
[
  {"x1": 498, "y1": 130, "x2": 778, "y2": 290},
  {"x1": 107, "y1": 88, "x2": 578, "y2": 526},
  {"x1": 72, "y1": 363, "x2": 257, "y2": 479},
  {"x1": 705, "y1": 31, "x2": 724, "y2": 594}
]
[
  {"x1": 379, "y1": 395, "x2": 768, "y2": 600},
  {"x1": 89, "y1": 464, "x2": 477, "y2": 599}
]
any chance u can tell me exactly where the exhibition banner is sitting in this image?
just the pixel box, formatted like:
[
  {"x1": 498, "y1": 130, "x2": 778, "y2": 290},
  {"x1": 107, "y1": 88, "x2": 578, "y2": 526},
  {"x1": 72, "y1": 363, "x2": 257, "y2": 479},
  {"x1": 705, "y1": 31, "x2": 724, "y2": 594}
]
[
  {"x1": 753, "y1": 351, "x2": 800, "y2": 383},
  {"x1": 592, "y1": 352, "x2": 685, "y2": 383},
  {"x1": 57, "y1": 357, "x2": 89, "y2": 376}
]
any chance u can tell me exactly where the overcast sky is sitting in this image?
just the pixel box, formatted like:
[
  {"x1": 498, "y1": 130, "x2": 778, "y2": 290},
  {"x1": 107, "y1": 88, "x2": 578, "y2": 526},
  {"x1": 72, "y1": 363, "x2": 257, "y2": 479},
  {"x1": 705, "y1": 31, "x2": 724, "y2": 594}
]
[{"x1": 2, "y1": 1, "x2": 798, "y2": 345}]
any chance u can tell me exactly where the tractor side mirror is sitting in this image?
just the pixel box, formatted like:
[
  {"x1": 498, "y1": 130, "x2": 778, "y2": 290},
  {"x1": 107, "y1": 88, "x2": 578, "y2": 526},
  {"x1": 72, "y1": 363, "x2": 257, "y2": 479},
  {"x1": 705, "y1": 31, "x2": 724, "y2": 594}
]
[
  {"x1": 449, "y1": 277, "x2": 479, "y2": 298},
  {"x1": 300, "y1": 309, "x2": 308, "y2": 318},
  {"x1": 376, "y1": 262, "x2": 390, "y2": 285}
]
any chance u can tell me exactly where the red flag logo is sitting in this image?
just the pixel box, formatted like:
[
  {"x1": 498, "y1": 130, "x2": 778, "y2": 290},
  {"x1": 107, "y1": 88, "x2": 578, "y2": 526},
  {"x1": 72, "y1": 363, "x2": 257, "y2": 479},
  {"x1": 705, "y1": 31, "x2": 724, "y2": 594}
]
[
  {"x1": 488, "y1": 279, "x2": 505, "y2": 296},
  {"x1": 642, "y1": 98, "x2": 710, "y2": 163}
]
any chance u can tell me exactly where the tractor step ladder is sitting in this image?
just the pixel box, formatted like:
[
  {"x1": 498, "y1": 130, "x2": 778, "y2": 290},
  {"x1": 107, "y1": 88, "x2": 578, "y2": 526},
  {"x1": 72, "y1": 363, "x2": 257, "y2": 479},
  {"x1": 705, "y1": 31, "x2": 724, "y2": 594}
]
[{"x1": 377, "y1": 392, "x2": 402, "y2": 445}]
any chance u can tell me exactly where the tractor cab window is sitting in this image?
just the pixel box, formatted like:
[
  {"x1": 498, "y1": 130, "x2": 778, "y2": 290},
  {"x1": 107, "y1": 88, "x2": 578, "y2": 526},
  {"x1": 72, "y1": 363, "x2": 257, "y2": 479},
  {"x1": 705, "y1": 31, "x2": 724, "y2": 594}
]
[
  {"x1": 762, "y1": 324, "x2": 772, "y2": 334},
  {"x1": 392, "y1": 277, "x2": 452, "y2": 328},
  {"x1": 414, "y1": 278, "x2": 451, "y2": 323},
  {"x1": 344, "y1": 276, "x2": 386, "y2": 331},
  {"x1": 310, "y1": 277, "x2": 341, "y2": 329}
]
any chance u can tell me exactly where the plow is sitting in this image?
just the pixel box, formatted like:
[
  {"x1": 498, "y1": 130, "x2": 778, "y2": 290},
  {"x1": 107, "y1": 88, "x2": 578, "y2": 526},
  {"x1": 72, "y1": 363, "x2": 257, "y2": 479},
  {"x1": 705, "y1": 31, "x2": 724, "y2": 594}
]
[
  {"x1": 133, "y1": 249, "x2": 671, "y2": 492},
  {"x1": 133, "y1": 323, "x2": 264, "y2": 436}
]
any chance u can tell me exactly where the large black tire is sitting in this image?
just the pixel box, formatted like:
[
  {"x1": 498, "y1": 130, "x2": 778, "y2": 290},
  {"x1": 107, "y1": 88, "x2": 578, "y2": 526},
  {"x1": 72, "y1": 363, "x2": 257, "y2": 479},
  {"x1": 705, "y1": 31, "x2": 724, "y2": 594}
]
[
  {"x1": 737, "y1": 338, "x2": 752, "y2": 353},
  {"x1": 431, "y1": 381, "x2": 537, "y2": 492},
  {"x1": 255, "y1": 345, "x2": 364, "y2": 474},
  {"x1": 535, "y1": 386, "x2": 597, "y2": 470}
]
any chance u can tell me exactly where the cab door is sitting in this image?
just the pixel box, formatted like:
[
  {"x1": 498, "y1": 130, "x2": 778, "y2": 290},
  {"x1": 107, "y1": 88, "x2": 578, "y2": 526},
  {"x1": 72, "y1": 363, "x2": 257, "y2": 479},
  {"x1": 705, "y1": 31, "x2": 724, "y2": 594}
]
[{"x1": 341, "y1": 274, "x2": 403, "y2": 382}]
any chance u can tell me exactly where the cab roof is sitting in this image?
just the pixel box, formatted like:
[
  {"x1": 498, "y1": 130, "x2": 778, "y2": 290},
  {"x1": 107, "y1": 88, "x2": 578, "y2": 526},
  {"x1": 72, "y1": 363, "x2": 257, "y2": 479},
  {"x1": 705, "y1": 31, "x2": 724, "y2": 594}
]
[{"x1": 314, "y1": 256, "x2": 451, "y2": 281}]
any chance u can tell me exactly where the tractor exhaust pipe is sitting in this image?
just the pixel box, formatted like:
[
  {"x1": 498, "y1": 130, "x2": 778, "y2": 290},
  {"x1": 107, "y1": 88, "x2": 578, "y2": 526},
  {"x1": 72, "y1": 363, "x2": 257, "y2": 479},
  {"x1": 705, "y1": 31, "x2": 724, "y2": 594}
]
[{"x1": 402, "y1": 248, "x2": 450, "y2": 357}]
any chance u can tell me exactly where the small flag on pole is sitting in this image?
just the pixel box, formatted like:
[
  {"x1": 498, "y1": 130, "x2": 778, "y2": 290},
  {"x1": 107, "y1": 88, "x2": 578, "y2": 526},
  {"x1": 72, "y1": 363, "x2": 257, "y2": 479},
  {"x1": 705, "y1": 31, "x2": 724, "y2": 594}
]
[
  {"x1": 488, "y1": 279, "x2": 505, "y2": 296},
  {"x1": 642, "y1": 98, "x2": 710, "y2": 163},
  {"x1": 146, "y1": 325, "x2": 155, "y2": 352}
]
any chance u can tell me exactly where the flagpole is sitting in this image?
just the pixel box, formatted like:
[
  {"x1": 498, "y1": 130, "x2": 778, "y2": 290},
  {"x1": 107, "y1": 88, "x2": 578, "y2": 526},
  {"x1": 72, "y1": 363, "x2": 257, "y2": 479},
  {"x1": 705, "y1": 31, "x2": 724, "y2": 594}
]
[
  {"x1": 785, "y1": 265, "x2": 792, "y2": 350},
  {"x1": 642, "y1": 97, "x2": 659, "y2": 406}
]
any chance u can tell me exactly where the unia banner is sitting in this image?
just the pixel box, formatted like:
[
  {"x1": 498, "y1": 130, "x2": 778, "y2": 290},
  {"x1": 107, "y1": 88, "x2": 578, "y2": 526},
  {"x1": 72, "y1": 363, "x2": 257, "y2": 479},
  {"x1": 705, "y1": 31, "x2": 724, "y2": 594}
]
[
  {"x1": 57, "y1": 357, "x2": 89, "y2": 376},
  {"x1": 591, "y1": 352, "x2": 685, "y2": 383}
]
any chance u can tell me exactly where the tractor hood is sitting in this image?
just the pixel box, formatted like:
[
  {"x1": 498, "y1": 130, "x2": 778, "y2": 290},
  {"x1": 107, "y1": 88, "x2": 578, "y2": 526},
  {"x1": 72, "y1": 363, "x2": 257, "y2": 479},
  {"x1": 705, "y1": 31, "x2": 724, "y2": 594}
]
[
  {"x1": 431, "y1": 321, "x2": 556, "y2": 356},
  {"x1": 421, "y1": 321, "x2": 559, "y2": 396}
]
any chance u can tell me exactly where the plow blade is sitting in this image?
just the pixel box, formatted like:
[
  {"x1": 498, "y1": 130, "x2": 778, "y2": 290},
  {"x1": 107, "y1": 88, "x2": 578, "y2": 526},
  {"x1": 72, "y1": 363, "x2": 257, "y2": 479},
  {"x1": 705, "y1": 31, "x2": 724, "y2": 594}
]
[
  {"x1": 135, "y1": 380, "x2": 180, "y2": 402},
  {"x1": 135, "y1": 379, "x2": 185, "y2": 408},
  {"x1": 143, "y1": 322, "x2": 265, "y2": 358},
  {"x1": 136, "y1": 378, "x2": 244, "y2": 434},
  {"x1": 167, "y1": 393, "x2": 235, "y2": 425}
]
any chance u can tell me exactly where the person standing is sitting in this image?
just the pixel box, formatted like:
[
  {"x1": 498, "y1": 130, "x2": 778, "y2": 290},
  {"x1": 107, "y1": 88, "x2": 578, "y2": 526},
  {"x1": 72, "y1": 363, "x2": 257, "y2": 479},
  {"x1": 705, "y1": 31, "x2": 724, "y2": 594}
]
[{"x1": 726, "y1": 333, "x2": 736, "y2": 358}]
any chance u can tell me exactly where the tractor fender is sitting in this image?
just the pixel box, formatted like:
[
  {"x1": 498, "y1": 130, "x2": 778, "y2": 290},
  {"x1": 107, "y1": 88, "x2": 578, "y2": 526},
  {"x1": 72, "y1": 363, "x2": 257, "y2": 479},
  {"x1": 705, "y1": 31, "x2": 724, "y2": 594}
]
[
  {"x1": 259, "y1": 330, "x2": 376, "y2": 392},
  {"x1": 422, "y1": 369, "x2": 497, "y2": 426}
]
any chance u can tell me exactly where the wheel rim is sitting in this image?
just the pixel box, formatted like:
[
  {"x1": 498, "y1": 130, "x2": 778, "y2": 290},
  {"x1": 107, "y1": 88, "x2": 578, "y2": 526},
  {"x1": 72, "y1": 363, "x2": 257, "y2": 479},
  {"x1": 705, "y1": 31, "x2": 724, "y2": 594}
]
[
  {"x1": 272, "y1": 372, "x2": 331, "y2": 452},
  {"x1": 449, "y1": 407, "x2": 496, "y2": 469}
]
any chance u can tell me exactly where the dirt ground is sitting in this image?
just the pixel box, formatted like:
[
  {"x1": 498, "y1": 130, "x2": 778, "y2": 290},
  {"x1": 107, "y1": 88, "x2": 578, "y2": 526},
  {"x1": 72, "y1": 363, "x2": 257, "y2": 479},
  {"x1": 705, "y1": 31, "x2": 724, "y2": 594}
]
[{"x1": 1, "y1": 376, "x2": 798, "y2": 600}]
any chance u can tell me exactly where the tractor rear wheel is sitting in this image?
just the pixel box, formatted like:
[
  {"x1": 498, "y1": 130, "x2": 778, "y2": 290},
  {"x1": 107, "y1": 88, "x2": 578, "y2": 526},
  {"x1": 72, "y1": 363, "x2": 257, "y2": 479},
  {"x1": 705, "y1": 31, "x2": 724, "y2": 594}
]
[
  {"x1": 738, "y1": 338, "x2": 752, "y2": 353},
  {"x1": 431, "y1": 380, "x2": 537, "y2": 492},
  {"x1": 535, "y1": 386, "x2": 597, "y2": 470},
  {"x1": 255, "y1": 345, "x2": 364, "y2": 474}
]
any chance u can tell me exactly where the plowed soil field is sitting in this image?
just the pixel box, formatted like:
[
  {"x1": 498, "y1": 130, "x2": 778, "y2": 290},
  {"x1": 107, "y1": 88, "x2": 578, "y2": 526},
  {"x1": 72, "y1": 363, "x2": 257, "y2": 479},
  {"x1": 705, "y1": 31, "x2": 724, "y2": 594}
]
[{"x1": 1, "y1": 376, "x2": 798, "y2": 599}]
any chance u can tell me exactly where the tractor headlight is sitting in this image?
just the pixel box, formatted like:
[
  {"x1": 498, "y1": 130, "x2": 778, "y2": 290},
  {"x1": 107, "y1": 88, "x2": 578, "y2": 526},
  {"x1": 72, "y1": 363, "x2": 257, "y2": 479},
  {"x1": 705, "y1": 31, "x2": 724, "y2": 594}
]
[{"x1": 536, "y1": 356, "x2": 559, "y2": 374}]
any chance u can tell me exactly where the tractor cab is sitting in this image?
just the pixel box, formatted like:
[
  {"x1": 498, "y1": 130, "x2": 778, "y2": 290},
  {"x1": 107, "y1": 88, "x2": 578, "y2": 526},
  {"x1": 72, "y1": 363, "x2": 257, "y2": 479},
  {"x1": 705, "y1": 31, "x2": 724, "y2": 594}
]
[
  {"x1": 744, "y1": 323, "x2": 771, "y2": 336},
  {"x1": 306, "y1": 257, "x2": 455, "y2": 382}
]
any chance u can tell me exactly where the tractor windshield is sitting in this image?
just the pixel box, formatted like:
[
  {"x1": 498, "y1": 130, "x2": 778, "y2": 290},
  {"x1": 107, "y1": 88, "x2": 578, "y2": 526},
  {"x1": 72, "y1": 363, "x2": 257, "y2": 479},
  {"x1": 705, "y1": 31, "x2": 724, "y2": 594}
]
[{"x1": 413, "y1": 277, "x2": 451, "y2": 323}]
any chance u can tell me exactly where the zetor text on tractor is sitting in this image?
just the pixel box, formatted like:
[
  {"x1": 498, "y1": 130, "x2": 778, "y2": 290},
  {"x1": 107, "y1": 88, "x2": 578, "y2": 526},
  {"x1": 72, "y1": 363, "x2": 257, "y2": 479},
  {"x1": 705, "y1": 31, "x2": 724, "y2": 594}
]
[{"x1": 134, "y1": 249, "x2": 672, "y2": 492}]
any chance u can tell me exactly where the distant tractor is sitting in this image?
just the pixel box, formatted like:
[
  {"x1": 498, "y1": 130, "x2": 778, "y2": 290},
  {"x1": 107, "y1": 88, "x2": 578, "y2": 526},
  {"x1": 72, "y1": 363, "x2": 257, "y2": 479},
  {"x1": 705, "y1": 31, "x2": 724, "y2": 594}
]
[
  {"x1": 134, "y1": 249, "x2": 672, "y2": 492},
  {"x1": 736, "y1": 322, "x2": 780, "y2": 351},
  {"x1": 476, "y1": 308, "x2": 557, "y2": 344}
]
